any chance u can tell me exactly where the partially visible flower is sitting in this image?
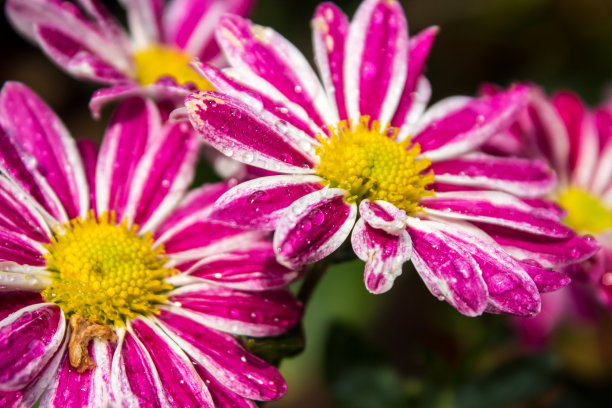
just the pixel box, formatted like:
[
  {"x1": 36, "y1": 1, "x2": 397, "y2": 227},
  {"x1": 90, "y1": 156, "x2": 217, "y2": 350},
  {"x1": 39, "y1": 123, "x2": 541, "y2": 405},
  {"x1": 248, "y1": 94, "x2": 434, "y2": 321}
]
[
  {"x1": 483, "y1": 86, "x2": 612, "y2": 338},
  {"x1": 0, "y1": 82, "x2": 300, "y2": 407},
  {"x1": 5, "y1": 0, "x2": 254, "y2": 116},
  {"x1": 184, "y1": 0, "x2": 597, "y2": 317}
]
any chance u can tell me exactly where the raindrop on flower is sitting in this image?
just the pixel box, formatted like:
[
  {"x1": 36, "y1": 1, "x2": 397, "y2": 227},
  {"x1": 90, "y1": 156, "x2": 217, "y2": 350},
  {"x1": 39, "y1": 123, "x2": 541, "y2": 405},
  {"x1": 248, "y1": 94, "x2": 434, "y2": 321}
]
[
  {"x1": 231, "y1": 108, "x2": 242, "y2": 119},
  {"x1": 310, "y1": 209, "x2": 325, "y2": 226},
  {"x1": 247, "y1": 190, "x2": 270, "y2": 204},
  {"x1": 280, "y1": 153, "x2": 293, "y2": 164}
]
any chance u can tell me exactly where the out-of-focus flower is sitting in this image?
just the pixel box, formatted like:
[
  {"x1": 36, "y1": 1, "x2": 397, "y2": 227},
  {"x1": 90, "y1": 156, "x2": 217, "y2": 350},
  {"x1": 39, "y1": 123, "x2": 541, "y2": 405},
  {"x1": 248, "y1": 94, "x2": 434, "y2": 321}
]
[
  {"x1": 184, "y1": 0, "x2": 597, "y2": 317},
  {"x1": 0, "y1": 82, "x2": 301, "y2": 407},
  {"x1": 5, "y1": 0, "x2": 254, "y2": 116},
  {"x1": 483, "y1": 86, "x2": 612, "y2": 341}
]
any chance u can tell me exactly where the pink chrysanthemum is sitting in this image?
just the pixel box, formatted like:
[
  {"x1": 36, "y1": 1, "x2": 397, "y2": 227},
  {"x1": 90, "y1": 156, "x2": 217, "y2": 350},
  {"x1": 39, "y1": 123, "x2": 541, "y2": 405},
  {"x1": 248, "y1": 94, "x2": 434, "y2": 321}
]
[
  {"x1": 184, "y1": 0, "x2": 599, "y2": 317},
  {"x1": 5, "y1": 0, "x2": 254, "y2": 116},
  {"x1": 483, "y1": 86, "x2": 612, "y2": 339},
  {"x1": 0, "y1": 82, "x2": 301, "y2": 407}
]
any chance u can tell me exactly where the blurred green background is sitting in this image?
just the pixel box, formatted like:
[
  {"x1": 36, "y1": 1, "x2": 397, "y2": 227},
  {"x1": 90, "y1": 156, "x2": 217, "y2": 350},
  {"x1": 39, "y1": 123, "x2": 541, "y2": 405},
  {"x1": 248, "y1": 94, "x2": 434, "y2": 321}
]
[{"x1": 3, "y1": 0, "x2": 612, "y2": 406}]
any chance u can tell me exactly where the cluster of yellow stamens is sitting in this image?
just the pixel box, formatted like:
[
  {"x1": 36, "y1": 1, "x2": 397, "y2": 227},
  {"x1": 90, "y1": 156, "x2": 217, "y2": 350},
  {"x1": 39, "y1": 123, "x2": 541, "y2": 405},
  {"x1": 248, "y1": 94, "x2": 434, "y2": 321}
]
[
  {"x1": 558, "y1": 187, "x2": 612, "y2": 234},
  {"x1": 133, "y1": 44, "x2": 212, "y2": 89},
  {"x1": 42, "y1": 211, "x2": 175, "y2": 327},
  {"x1": 315, "y1": 116, "x2": 434, "y2": 213}
]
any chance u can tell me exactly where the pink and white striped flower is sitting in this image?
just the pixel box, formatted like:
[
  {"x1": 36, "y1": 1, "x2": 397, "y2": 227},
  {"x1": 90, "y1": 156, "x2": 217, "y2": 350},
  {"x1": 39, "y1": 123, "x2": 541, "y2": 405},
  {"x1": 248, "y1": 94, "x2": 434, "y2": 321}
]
[
  {"x1": 484, "y1": 86, "x2": 612, "y2": 316},
  {"x1": 5, "y1": 0, "x2": 254, "y2": 116},
  {"x1": 0, "y1": 82, "x2": 301, "y2": 407},
  {"x1": 184, "y1": 0, "x2": 597, "y2": 317}
]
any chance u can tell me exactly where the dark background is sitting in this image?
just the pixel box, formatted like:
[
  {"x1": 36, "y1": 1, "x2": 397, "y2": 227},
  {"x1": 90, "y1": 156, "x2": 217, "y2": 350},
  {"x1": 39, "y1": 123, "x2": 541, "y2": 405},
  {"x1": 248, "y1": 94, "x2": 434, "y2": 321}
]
[{"x1": 3, "y1": 1, "x2": 612, "y2": 407}]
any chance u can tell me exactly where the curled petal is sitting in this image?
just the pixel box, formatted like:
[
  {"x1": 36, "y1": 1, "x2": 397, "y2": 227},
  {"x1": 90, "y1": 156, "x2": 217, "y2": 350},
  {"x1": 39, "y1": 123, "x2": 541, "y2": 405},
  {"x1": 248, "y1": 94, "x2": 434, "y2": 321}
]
[
  {"x1": 274, "y1": 188, "x2": 357, "y2": 269},
  {"x1": 351, "y1": 218, "x2": 411, "y2": 294}
]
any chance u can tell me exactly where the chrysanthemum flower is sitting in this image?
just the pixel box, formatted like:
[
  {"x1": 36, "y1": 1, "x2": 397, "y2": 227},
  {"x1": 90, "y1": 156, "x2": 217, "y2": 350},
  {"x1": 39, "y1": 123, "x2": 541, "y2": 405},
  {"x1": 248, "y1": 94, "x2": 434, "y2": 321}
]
[
  {"x1": 183, "y1": 0, "x2": 598, "y2": 317},
  {"x1": 484, "y1": 86, "x2": 612, "y2": 314},
  {"x1": 5, "y1": 0, "x2": 254, "y2": 116},
  {"x1": 186, "y1": 0, "x2": 597, "y2": 315},
  {"x1": 0, "y1": 82, "x2": 301, "y2": 407}
]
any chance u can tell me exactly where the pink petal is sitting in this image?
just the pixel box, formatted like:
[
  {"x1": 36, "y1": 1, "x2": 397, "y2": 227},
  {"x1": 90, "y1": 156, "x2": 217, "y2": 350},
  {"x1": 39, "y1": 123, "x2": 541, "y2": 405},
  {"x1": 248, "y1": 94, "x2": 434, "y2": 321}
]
[
  {"x1": 96, "y1": 97, "x2": 160, "y2": 219},
  {"x1": 192, "y1": 365, "x2": 258, "y2": 408},
  {"x1": 215, "y1": 15, "x2": 333, "y2": 127},
  {"x1": 0, "y1": 82, "x2": 88, "y2": 220},
  {"x1": 154, "y1": 181, "x2": 235, "y2": 238},
  {"x1": 0, "y1": 292, "x2": 43, "y2": 321},
  {"x1": 0, "y1": 229, "x2": 46, "y2": 266},
  {"x1": 130, "y1": 318, "x2": 214, "y2": 407},
  {"x1": 406, "y1": 218, "x2": 488, "y2": 316},
  {"x1": 391, "y1": 26, "x2": 438, "y2": 130},
  {"x1": 111, "y1": 328, "x2": 169, "y2": 407},
  {"x1": 414, "y1": 85, "x2": 529, "y2": 161},
  {"x1": 89, "y1": 82, "x2": 191, "y2": 118},
  {"x1": 0, "y1": 176, "x2": 50, "y2": 243},
  {"x1": 157, "y1": 310, "x2": 286, "y2": 400},
  {"x1": 553, "y1": 91, "x2": 599, "y2": 189},
  {"x1": 122, "y1": 120, "x2": 200, "y2": 233},
  {"x1": 430, "y1": 221, "x2": 541, "y2": 316},
  {"x1": 165, "y1": 0, "x2": 254, "y2": 60},
  {"x1": 0, "y1": 127, "x2": 66, "y2": 224},
  {"x1": 191, "y1": 61, "x2": 322, "y2": 140},
  {"x1": 76, "y1": 139, "x2": 98, "y2": 216},
  {"x1": 6, "y1": 0, "x2": 132, "y2": 76},
  {"x1": 312, "y1": 2, "x2": 350, "y2": 120},
  {"x1": 479, "y1": 224, "x2": 600, "y2": 268},
  {"x1": 209, "y1": 175, "x2": 324, "y2": 230},
  {"x1": 351, "y1": 218, "x2": 412, "y2": 294},
  {"x1": 421, "y1": 191, "x2": 574, "y2": 238},
  {"x1": 520, "y1": 260, "x2": 570, "y2": 292},
  {"x1": 123, "y1": 0, "x2": 163, "y2": 47},
  {"x1": 0, "y1": 303, "x2": 65, "y2": 391},
  {"x1": 344, "y1": 0, "x2": 408, "y2": 124},
  {"x1": 430, "y1": 153, "x2": 556, "y2": 198},
  {"x1": 186, "y1": 242, "x2": 300, "y2": 290},
  {"x1": 186, "y1": 91, "x2": 316, "y2": 173},
  {"x1": 167, "y1": 284, "x2": 302, "y2": 337},
  {"x1": 41, "y1": 340, "x2": 113, "y2": 408},
  {"x1": 358, "y1": 199, "x2": 408, "y2": 235},
  {"x1": 274, "y1": 188, "x2": 357, "y2": 269}
]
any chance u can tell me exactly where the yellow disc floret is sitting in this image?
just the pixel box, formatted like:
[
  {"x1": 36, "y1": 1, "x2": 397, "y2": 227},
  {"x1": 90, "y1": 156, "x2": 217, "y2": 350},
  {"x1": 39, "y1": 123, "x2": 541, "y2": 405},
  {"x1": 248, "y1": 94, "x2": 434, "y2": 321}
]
[
  {"x1": 133, "y1": 44, "x2": 212, "y2": 89},
  {"x1": 558, "y1": 187, "x2": 612, "y2": 235},
  {"x1": 42, "y1": 211, "x2": 175, "y2": 326},
  {"x1": 315, "y1": 116, "x2": 434, "y2": 213}
]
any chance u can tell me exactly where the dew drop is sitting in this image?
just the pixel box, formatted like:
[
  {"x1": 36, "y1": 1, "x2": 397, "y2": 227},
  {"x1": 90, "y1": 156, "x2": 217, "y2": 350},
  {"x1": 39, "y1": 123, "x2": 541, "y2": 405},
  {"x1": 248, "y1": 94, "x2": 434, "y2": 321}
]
[
  {"x1": 230, "y1": 108, "x2": 242, "y2": 119},
  {"x1": 280, "y1": 153, "x2": 293, "y2": 165},
  {"x1": 310, "y1": 209, "x2": 325, "y2": 226},
  {"x1": 294, "y1": 85, "x2": 302, "y2": 94},
  {"x1": 208, "y1": 100, "x2": 217, "y2": 108},
  {"x1": 247, "y1": 190, "x2": 270, "y2": 204},
  {"x1": 230, "y1": 308, "x2": 240, "y2": 317},
  {"x1": 240, "y1": 356, "x2": 247, "y2": 363},
  {"x1": 220, "y1": 124, "x2": 230, "y2": 134},
  {"x1": 301, "y1": 220, "x2": 312, "y2": 231},
  {"x1": 274, "y1": 120, "x2": 289, "y2": 135}
]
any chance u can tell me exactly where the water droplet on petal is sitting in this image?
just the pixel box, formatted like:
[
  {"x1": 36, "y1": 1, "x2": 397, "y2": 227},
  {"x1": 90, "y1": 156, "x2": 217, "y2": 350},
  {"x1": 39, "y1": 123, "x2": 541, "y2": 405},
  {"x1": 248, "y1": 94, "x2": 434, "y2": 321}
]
[
  {"x1": 247, "y1": 190, "x2": 270, "y2": 204},
  {"x1": 280, "y1": 153, "x2": 293, "y2": 165},
  {"x1": 310, "y1": 209, "x2": 325, "y2": 226}
]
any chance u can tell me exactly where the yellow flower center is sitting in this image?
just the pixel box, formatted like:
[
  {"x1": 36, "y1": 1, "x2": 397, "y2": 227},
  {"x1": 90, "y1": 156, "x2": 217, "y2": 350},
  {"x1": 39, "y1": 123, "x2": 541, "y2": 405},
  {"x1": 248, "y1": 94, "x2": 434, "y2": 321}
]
[
  {"x1": 315, "y1": 116, "x2": 434, "y2": 213},
  {"x1": 42, "y1": 211, "x2": 175, "y2": 326},
  {"x1": 133, "y1": 44, "x2": 212, "y2": 89},
  {"x1": 558, "y1": 187, "x2": 612, "y2": 235}
]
